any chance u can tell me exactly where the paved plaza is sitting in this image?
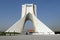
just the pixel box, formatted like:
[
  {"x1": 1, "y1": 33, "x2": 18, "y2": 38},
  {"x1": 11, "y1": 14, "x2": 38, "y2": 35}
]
[{"x1": 0, "y1": 35, "x2": 60, "y2": 40}]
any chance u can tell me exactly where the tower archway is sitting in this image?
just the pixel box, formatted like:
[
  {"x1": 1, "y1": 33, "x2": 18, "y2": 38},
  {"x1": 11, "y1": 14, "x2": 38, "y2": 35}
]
[{"x1": 23, "y1": 20, "x2": 35, "y2": 35}]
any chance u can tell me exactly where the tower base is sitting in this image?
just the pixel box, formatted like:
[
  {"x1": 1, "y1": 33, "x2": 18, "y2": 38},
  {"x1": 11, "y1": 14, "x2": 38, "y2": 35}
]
[{"x1": 32, "y1": 32, "x2": 55, "y2": 35}]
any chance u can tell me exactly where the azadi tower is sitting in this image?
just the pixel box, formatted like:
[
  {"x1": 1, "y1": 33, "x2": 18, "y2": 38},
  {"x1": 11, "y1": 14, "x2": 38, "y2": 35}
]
[{"x1": 6, "y1": 4, "x2": 55, "y2": 35}]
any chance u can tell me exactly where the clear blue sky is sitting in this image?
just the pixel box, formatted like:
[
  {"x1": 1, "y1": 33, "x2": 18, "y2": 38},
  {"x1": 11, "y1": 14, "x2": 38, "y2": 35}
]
[{"x1": 0, "y1": 0, "x2": 60, "y2": 31}]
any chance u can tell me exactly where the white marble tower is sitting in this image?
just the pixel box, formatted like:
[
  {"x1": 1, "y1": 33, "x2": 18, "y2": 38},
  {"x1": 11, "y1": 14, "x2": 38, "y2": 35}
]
[{"x1": 6, "y1": 4, "x2": 55, "y2": 35}]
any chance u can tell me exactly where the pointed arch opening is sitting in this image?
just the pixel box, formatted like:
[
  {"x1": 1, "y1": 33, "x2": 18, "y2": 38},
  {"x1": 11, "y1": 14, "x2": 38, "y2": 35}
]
[{"x1": 23, "y1": 20, "x2": 35, "y2": 35}]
